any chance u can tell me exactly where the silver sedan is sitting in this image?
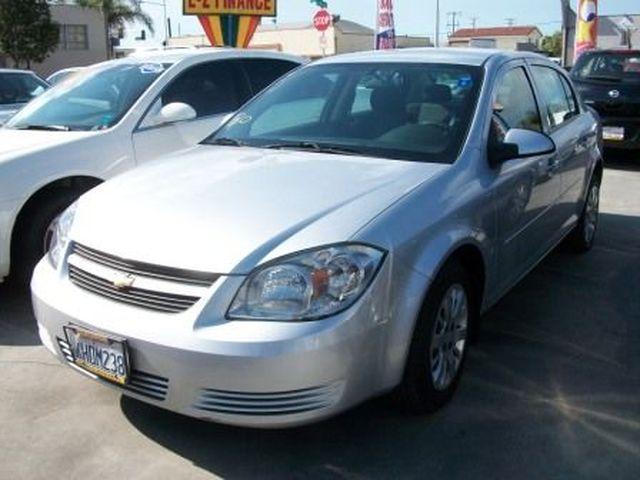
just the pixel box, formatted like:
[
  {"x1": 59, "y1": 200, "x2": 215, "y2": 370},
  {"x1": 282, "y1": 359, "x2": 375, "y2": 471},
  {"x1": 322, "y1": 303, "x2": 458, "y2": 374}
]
[{"x1": 32, "y1": 48, "x2": 602, "y2": 428}]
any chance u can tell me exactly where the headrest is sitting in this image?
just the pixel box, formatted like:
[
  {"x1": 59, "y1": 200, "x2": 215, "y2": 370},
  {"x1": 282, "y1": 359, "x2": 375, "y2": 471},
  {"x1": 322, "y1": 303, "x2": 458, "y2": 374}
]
[
  {"x1": 370, "y1": 86, "x2": 406, "y2": 114},
  {"x1": 423, "y1": 84, "x2": 452, "y2": 104}
]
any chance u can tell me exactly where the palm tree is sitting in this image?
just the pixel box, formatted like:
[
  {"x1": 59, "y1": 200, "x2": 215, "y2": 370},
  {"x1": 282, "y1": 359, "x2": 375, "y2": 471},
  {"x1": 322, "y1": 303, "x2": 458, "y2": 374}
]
[{"x1": 73, "y1": 0, "x2": 155, "y2": 58}]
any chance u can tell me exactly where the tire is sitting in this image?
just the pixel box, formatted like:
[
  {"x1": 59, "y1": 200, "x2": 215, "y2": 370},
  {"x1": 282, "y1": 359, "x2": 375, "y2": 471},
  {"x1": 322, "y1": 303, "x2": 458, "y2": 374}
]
[
  {"x1": 566, "y1": 175, "x2": 601, "y2": 253},
  {"x1": 10, "y1": 189, "x2": 82, "y2": 288},
  {"x1": 396, "y1": 260, "x2": 478, "y2": 414}
]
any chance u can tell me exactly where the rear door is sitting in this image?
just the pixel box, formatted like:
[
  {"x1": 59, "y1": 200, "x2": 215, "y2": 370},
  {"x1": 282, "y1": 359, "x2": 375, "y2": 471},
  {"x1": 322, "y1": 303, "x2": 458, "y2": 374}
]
[
  {"x1": 491, "y1": 63, "x2": 563, "y2": 292},
  {"x1": 529, "y1": 64, "x2": 595, "y2": 229},
  {"x1": 132, "y1": 59, "x2": 249, "y2": 164}
]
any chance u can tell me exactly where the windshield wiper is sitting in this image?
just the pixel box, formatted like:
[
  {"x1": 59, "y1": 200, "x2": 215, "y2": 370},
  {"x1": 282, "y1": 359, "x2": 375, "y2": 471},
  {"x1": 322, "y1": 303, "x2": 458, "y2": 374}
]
[
  {"x1": 208, "y1": 137, "x2": 246, "y2": 147},
  {"x1": 14, "y1": 124, "x2": 71, "y2": 132},
  {"x1": 264, "y1": 141, "x2": 362, "y2": 156}
]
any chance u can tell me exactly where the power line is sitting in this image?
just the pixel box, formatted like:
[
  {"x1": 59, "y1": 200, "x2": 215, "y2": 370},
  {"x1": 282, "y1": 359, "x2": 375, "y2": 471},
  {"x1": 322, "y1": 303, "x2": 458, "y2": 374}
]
[{"x1": 447, "y1": 11, "x2": 462, "y2": 37}]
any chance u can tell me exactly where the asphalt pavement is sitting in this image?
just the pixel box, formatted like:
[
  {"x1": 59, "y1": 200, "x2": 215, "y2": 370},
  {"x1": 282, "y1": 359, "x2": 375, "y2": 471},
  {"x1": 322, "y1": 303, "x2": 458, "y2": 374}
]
[{"x1": 1, "y1": 154, "x2": 639, "y2": 480}]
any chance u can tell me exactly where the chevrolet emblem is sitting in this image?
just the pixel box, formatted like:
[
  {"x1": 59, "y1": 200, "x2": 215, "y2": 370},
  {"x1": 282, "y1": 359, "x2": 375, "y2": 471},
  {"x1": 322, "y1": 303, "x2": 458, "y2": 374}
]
[{"x1": 113, "y1": 273, "x2": 135, "y2": 290}]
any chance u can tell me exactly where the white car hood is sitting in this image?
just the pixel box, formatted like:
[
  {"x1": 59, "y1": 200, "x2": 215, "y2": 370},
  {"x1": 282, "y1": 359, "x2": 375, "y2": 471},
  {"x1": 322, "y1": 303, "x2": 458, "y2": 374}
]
[
  {"x1": 73, "y1": 146, "x2": 447, "y2": 274},
  {"x1": 0, "y1": 129, "x2": 94, "y2": 160}
]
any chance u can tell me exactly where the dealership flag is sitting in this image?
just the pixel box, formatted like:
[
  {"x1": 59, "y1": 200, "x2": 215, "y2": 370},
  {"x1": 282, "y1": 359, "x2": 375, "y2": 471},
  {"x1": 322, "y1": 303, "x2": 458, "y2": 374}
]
[
  {"x1": 574, "y1": 0, "x2": 598, "y2": 61},
  {"x1": 375, "y1": 0, "x2": 396, "y2": 49}
]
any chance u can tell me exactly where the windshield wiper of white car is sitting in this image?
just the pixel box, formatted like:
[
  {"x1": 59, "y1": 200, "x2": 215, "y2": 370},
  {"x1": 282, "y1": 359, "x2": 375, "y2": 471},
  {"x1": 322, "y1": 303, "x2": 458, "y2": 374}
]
[
  {"x1": 14, "y1": 124, "x2": 71, "y2": 132},
  {"x1": 264, "y1": 141, "x2": 363, "y2": 156},
  {"x1": 208, "y1": 137, "x2": 247, "y2": 147}
]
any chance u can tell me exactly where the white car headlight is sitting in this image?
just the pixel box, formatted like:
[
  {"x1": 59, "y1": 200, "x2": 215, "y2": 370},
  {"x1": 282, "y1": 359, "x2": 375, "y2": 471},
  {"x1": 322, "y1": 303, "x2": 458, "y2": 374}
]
[
  {"x1": 48, "y1": 202, "x2": 77, "y2": 269},
  {"x1": 227, "y1": 244, "x2": 386, "y2": 321}
]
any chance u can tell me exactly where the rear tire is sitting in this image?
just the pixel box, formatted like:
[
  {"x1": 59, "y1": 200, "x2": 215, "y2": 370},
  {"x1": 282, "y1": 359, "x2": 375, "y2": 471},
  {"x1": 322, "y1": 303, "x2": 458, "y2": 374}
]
[
  {"x1": 396, "y1": 260, "x2": 478, "y2": 414},
  {"x1": 10, "y1": 189, "x2": 82, "y2": 288},
  {"x1": 566, "y1": 175, "x2": 600, "y2": 253}
]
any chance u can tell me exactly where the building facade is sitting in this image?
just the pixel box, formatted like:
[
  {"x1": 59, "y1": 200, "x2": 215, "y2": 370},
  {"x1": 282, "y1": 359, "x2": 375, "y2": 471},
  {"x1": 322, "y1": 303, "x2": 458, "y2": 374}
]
[
  {"x1": 167, "y1": 19, "x2": 430, "y2": 59},
  {"x1": 0, "y1": 4, "x2": 108, "y2": 77},
  {"x1": 448, "y1": 26, "x2": 543, "y2": 51}
]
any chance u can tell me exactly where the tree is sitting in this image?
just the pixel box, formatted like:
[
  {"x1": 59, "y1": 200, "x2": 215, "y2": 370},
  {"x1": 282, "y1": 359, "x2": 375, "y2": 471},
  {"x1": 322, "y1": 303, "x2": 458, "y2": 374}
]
[
  {"x1": 540, "y1": 31, "x2": 563, "y2": 58},
  {"x1": 73, "y1": 0, "x2": 154, "y2": 58},
  {"x1": 0, "y1": 0, "x2": 59, "y2": 69}
]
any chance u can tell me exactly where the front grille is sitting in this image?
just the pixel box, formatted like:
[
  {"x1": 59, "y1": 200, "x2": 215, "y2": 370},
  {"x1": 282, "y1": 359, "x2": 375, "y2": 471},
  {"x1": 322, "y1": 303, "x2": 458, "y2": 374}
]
[
  {"x1": 56, "y1": 337, "x2": 169, "y2": 401},
  {"x1": 193, "y1": 383, "x2": 344, "y2": 416},
  {"x1": 67, "y1": 243, "x2": 218, "y2": 313}
]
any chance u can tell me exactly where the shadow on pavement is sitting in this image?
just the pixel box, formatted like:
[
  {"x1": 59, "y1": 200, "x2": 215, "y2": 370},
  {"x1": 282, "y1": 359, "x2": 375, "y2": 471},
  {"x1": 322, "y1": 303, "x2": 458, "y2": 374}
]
[
  {"x1": 0, "y1": 283, "x2": 40, "y2": 346},
  {"x1": 604, "y1": 150, "x2": 639, "y2": 172},
  {"x1": 121, "y1": 212, "x2": 640, "y2": 479}
]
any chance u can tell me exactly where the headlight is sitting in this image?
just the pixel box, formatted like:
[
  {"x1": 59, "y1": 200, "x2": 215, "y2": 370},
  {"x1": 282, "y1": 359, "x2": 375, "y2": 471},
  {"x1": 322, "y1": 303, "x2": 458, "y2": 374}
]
[
  {"x1": 227, "y1": 243, "x2": 386, "y2": 321},
  {"x1": 48, "y1": 202, "x2": 77, "y2": 269}
]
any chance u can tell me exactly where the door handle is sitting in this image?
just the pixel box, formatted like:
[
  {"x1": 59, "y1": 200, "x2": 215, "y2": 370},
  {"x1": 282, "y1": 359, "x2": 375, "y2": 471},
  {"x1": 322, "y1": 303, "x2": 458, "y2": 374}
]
[{"x1": 547, "y1": 156, "x2": 560, "y2": 172}]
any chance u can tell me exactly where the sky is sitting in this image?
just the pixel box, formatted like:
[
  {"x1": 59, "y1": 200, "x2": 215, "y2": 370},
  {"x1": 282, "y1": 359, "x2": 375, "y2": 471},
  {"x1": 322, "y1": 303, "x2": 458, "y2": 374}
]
[{"x1": 124, "y1": 0, "x2": 640, "y2": 48}]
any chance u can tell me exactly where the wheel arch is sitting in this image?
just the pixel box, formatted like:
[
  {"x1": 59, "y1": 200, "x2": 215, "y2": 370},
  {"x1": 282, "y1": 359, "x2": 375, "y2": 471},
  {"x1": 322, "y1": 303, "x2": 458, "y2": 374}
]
[{"x1": 9, "y1": 175, "x2": 103, "y2": 274}]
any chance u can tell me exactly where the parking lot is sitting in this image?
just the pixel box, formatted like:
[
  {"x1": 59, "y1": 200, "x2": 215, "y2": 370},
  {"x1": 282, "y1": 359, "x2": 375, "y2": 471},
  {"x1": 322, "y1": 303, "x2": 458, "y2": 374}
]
[{"x1": 1, "y1": 156, "x2": 639, "y2": 479}]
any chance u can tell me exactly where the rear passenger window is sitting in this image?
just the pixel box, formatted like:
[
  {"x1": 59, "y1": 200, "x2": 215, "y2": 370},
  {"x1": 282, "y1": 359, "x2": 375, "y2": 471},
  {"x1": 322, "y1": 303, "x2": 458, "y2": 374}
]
[
  {"x1": 241, "y1": 59, "x2": 299, "y2": 94},
  {"x1": 531, "y1": 66, "x2": 577, "y2": 128},
  {"x1": 493, "y1": 67, "x2": 542, "y2": 132}
]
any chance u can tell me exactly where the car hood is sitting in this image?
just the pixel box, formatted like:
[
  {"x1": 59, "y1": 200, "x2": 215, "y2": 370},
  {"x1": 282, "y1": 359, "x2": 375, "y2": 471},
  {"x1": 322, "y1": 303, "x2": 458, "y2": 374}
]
[
  {"x1": 73, "y1": 146, "x2": 448, "y2": 274},
  {"x1": 0, "y1": 128, "x2": 95, "y2": 160}
]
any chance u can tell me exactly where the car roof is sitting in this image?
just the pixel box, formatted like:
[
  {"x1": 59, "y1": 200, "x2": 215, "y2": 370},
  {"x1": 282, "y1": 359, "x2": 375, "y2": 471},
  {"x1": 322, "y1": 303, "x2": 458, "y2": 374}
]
[
  {"x1": 0, "y1": 68, "x2": 38, "y2": 75},
  {"x1": 123, "y1": 47, "x2": 305, "y2": 65},
  {"x1": 315, "y1": 47, "x2": 549, "y2": 67}
]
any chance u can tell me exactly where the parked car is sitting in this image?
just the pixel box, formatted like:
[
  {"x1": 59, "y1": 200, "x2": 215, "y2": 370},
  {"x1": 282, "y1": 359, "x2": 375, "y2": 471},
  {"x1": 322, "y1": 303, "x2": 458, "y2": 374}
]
[
  {"x1": 0, "y1": 69, "x2": 49, "y2": 125},
  {"x1": 571, "y1": 49, "x2": 640, "y2": 150},
  {"x1": 46, "y1": 67, "x2": 84, "y2": 86},
  {"x1": 32, "y1": 49, "x2": 602, "y2": 428},
  {"x1": 0, "y1": 49, "x2": 305, "y2": 285}
]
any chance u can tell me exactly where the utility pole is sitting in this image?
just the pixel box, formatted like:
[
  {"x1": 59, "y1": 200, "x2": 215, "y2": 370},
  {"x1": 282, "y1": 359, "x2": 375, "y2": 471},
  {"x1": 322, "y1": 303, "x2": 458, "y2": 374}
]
[
  {"x1": 470, "y1": 16, "x2": 479, "y2": 30},
  {"x1": 447, "y1": 11, "x2": 462, "y2": 37},
  {"x1": 505, "y1": 17, "x2": 516, "y2": 27},
  {"x1": 435, "y1": 0, "x2": 441, "y2": 47}
]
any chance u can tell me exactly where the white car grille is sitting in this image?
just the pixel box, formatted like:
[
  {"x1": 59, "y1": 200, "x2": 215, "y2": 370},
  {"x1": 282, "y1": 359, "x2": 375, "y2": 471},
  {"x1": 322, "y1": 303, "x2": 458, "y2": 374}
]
[{"x1": 67, "y1": 243, "x2": 218, "y2": 313}]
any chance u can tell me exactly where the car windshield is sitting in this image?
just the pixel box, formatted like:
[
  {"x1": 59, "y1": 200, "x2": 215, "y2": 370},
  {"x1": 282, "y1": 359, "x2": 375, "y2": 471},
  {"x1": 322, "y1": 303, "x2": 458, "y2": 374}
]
[
  {"x1": 572, "y1": 51, "x2": 640, "y2": 83},
  {"x1": 205, "y1": 62, "x2": 482, "y2": 163},
  {"x1": 6, "y1": 62, "x2": 170, "y2": 131},
  {"x1": 0, "y1": 72, "x2": 48, "y2": 106}
]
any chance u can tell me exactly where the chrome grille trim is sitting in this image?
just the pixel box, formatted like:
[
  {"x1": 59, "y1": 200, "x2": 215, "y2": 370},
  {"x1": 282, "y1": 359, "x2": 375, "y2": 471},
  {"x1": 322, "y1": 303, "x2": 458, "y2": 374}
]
[
  {"x1": 67, "y1": 243, "x2": 217, "y2": 313},
  {"x1": 73, "y1": 243, "x2": 218, "y2": 287},
  {"x1": 56, "y1": 337, "x2": 169, "y2": 401},
  {"x1": 69, "y1": 265, "x2": 200, "y2": 313},
  {"x1": 193, "y1": 383, "x2": 344, "y2": 416}
]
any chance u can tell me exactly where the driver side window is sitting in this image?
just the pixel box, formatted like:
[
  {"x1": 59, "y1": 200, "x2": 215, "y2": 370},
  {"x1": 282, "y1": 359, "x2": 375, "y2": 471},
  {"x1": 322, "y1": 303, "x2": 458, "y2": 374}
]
[{"x1": 493, "y1": 67, "x2": 542, "y2": 136}]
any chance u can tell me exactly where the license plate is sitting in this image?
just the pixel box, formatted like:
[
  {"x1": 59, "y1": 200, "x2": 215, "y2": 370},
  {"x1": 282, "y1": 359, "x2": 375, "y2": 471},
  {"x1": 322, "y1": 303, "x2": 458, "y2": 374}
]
[
  {"x1": 603, "y1": 126, "x2": 624, "y2": 141},
  {"x1": 64, "y1": 326, "x2": 129, "y2": 385}
]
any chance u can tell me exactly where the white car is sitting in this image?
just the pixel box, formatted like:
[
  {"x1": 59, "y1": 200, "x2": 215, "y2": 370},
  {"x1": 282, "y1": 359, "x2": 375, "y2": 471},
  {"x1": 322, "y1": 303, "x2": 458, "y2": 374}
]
[
  {"x1": 46, "y1": 67, "x2": 84, "y2": 86},
  {"x1": 0, "y1": 69, "x2": 49, "y2": 125},
  {"x1": 0, "y1": 49, "x2": 304, "y2": 284}
]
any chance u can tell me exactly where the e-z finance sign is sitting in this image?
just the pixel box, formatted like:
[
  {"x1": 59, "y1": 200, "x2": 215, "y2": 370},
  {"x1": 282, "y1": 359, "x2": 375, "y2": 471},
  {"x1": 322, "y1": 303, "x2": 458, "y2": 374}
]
[{"x1": 184, "y1": 0, "x2": 277, "y2": 17}]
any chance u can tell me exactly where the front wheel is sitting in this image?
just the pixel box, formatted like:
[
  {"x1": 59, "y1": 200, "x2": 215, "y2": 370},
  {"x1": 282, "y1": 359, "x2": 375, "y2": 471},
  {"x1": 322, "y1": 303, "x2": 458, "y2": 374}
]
[
  {"x1": 567, "y1": 176, "x2": 600, "y2": 253},
  {"x1": 396, "y1": 260, "x2": 478, "y2": 414}
]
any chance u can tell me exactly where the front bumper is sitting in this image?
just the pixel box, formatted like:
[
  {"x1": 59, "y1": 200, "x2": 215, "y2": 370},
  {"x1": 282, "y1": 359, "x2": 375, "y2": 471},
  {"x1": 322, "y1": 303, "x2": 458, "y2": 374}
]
[{"x1": 32, "y1": 258, "x2": 391, "y2": 428}]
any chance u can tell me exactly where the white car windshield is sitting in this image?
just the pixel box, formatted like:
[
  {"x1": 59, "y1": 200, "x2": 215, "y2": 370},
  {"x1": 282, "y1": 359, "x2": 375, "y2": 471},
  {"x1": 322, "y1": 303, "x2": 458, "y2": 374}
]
[
  {"x1": 6, "y1": 62, "x2": 170, "y2": 131},
  {"x1": 0, "y1": 72, "x2": 48, "y2": 106},
  {"x1": 207, "y1": 62, "x2": 482, "y2": 163}
]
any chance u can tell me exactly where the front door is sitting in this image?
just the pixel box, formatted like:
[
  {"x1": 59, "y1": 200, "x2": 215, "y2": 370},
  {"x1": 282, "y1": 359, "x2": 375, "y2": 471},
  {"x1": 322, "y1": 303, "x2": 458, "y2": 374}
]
[
  {"x1": 132, "y1": 60, "x2": 247, "y2": 164},
  {"x1": 491, "y1": 64, "x2": 564, "y2": 293}
]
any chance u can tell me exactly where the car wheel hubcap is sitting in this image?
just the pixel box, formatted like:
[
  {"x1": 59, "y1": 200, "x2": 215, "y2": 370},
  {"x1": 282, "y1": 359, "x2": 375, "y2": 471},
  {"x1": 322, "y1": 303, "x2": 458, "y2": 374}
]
[
  {"x1": 584, "y1": 184, "x2": 599, "y2": 244},
  {"x1": 430, "y1": 284, "x2": 468, "y2": 391}
]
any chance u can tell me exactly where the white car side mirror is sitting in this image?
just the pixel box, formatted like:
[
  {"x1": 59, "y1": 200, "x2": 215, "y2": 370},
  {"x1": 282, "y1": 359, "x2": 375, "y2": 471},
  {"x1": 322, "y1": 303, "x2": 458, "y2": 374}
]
[{"x1": 157, "y1": 102, "x2": 196, "y2": 125}]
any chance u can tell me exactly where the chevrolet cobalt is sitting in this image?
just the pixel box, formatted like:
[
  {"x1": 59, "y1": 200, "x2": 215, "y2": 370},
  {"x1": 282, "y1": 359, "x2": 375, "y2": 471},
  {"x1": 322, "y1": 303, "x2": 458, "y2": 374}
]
[{"x1": 32, "y1": 49, "x2": 602, "y2": 428}]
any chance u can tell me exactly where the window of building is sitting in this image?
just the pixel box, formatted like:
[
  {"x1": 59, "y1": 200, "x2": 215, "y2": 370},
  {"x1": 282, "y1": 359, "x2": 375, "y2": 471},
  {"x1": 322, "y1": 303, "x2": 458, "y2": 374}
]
[{"x1": 60, "y1": 25, "x2": 89, "y2": 50}]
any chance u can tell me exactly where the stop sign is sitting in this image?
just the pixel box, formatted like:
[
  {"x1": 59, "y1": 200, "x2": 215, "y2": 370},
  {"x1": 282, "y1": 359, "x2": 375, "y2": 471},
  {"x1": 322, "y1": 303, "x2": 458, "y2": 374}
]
[{"x1": 313, "y1": 9, "x2": 331, "y2": 32}]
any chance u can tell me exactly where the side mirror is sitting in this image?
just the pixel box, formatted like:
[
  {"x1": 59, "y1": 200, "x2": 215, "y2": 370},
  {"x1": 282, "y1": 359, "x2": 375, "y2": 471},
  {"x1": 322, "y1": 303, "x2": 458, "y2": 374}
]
[
  {"x1": 157, "y1": 102, "x2": 196, "y2": 125},
  {"x1": 489, "y1": 128, "x2": 556, "y2": 166}
]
